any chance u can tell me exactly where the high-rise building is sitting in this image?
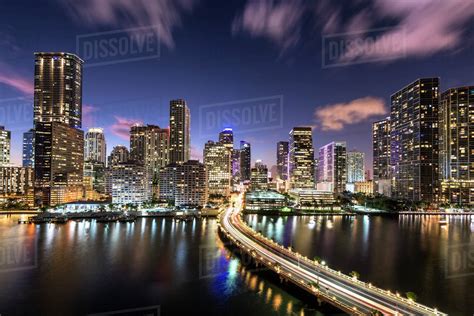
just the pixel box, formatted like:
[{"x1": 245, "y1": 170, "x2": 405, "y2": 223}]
[
  {"x1": 83, "y1": 160, "x2": 106, "y2": 200},
  {"x1": 108, "y1": 145, "x2": 130, "y2": 166},
  {"x1": 232, "y1": 149, "x2": 241, "y2": 184},
  {"x1": 346, "y1": 150, "x2": 365, "y2": 183},
  {"x1": 0, "y1": 126, "x2": 11, "y2": 167},
  {"x1": 317, "y1": 141, "x2": 347, "y2": 193},
  {"x1": 169, "y1": 99, "x2": 190, "y2": 164},
  {"x1": 0, "y1": 166, "x2": 34, "y2": 207},
  {"x1": 33, "y1": 52, "x2": 84, "y2": 206},
  {"x1": 159, "y1": 160, "x2": 207, "y2": 206},
  {"x1": 250, "y1": 160, "x2": 268, "y2": 190},
  {"x1": 439, "y1": 86, "x2": 474, "y2": 206},
  {"x1": 239, "y1": 141, "x2": 251, "y2": 182},
  {"x1": 372, "y1": 117, "x2": 391, "y2": 196},
  {"x1": 204, "y1": 140, "x2": 231, "y2": 197},
  {"x1": 289, "y1": 127, "x2": 314, "y2": 189},
  {"x1": 22, "y1": 129, "x2": 35, "y2": 168},
  {"x1": 34, "y1": 122, "x2": 84, "y2": 206},
  {"x1": 219, "y1": 128, "x2": 234, "y2": 149},
  {"x1": 130, "y1": 124, "x2": 169, "y2": 178},
  {"x1": 276, "y1": 141, "x2": 289, "y2": 180},
  {"x1": 84, "y1": 128, "x2": 106, "y2": 164},
  {"x1": 110, "y1": 162, "x2": 150, "y2": 205},
  {"x1": 390, "y1": 78, "x2": 439, "y2": 203},
  {"x1": 34, "y1": 52, "x2": 83, "y2": 129}
]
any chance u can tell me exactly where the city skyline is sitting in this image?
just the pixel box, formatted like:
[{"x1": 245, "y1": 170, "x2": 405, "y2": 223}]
[{"x1": 2, "y1": 1, "x2": 474, "y2": 170}]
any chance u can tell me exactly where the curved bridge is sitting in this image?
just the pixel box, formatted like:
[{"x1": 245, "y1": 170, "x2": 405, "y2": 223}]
[{"x1": 218, "y1": 194, "x2": 446, "y2": 316}]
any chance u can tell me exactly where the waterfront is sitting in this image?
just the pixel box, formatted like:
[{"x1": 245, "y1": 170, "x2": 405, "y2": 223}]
[
  {"x1": 0, "y1": 215, "x2": 322, "y2": 316},
  {"x1": 248, "y1": 214, "x2": 474, "y2": 315},
  {"x1": 1, "y1": 214, "x2": 473, "y2": 315}
]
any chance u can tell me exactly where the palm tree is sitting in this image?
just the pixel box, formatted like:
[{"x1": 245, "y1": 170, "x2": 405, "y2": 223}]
[
  {"x1": 406, "y1": 291, "x2": 417, "y2": 302},
  {"x1": 350, "y1": 271, "x2": 360, "y2": 279}
]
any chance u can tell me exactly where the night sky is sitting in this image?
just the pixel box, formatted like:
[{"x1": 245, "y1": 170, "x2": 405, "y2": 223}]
[{"x1": 1, "y1": 0, "x2": 474, "y2": 171}]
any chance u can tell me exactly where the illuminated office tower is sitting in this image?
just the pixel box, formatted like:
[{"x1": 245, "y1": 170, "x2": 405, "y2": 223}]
[
  {"x1": 390, "y1": 78, "x2": 439, "y2": 203},
  {"x1": 347, "y1": 150, "x2": 365, "y2": 183},
  {"x1": 130, "y1": 124, "x2": 169, "y2": 177},
  {"x1": 219, "y1": 128, "x2": 234, "y2": 149},
  {"x1": 372, "y1": 117, "x2": 391, "y2": 196},
  {"x1": 0, "y1": 166, "x2": 34, "y2": 207},
  {"x1": 110, "y1": 162, "x2": 150, "y2": 205},
  {"x1": 289, "y1": 127, "x2": 314, "y2": 189},
  {"x1": 439, "y1": 86, "x2": 474, "y2": 206},
  {"x1": 108, "y1": 145, "x2": 130, "y2": 166},
  {"x1": 169, "y1": 99, "x2": 190, "y2": 164},
  {"x1": 276, "y1": 141, "x2": 289, "y2": 180},
  {"x1": 204, "y1": 140, "x2": 231, "y2": 197},
  {"x1": 33, "y1": 52, "x2": 84, "y2": 206},
  {"x1": 159, "y1": 160, "x2": 207, "y2": 206},
  {"x1": 22, "y1": 129, "x2": 35, "y2": 168},
  {"x1": 239, "y1": 141, "x2": 251, "y2": 182},
  {"x1": 34, "y1": 52, "x2": 83, "y2": 129},
  {"x1": 250, "y1": 160, "x2": 268, "y2": 190},
  {"x1": 232, "y1": 149, "x2": 241, "y2": 186},
  {"x1": 84, "y1": 128, "x2": 106, "y2": 164},
  {"x1": 0, "y1": 126, "x2": 11, "y2": 167},
  {"x1": 317, "y1": 141, "x2": 347, "y2": 193}
]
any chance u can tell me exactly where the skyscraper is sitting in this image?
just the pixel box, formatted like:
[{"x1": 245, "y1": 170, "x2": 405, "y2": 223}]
[
  {"x1": 0, "y1": 126, "x2": 11, "y2": 167},
  {"x1": 250, "y1": 160, "x2": 268, "y2": 190},
  {"x1": 84, "y1": 128, "x2": 106, "y2": 164},
  {"x1": 169, "y1": 99, "x2": 190, "y2": 164},
  {"x1": 289, "y1": 127, "x2": 314, "y2": 189},
  {"x1": 204, "y1": 140, "x2": 231, "y2": 197},
  {"x1": 110, "y1": 162, "x2": 150, "y2": 205},
  {"x1": 33, "y1": 52, "x2": 84, "y2": 206},
  {"x1": 276, "y1": 141, "x2": 289, "y2": 180},
  {"x1": 439, "y1": 86, "x2": 474, "y2": 206},
  {"x1": 34, "y1": 52, "x2": 83, "y2": 129},
  {"x1": 22, "y1": 129, "x2": 35, "y2": 168},
  {"x1": 317, "y1": 141, "x2": 346, "y2": 193},
  {"x1": 108, "y1": 145, "x2": 130, "y2": 166},
  {"x1": 239, "y1": 141, "x2": 251, "y2": 182},
  {"x1": 372, "y1": 117, "x2": 391, "y2": 196},
  {"x1": 219, "y1": 128, "x2": 234, "y2": 149},
  {"x1": 390, "y1": 78, "x2": 439, "y2": 203},
  {"x1": 346, "y1": 150, "x2": 365, "y2": 183}
]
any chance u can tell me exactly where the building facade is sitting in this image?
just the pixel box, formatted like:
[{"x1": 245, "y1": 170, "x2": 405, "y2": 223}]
[
  {"x1": 169, "y1": 99, "x2": 190, "y2": 164},
  {"x1": 347, "y1": 150, "x2": 365, "y2": 183},
  {"x1": 317, "y1": 141, "x2": 347, "y2": 193},
  {"x1": 204, "y1": 141, "x2": 231, "y2": 197},
  {"x1": 239, "y1": 141, "x2": 251, "y2": 182},
  {"x1": 0, "y1": 126, "x2": 10, "y2": 167},
  {"x1": 219, "y1": 128, "x2": 234, "y2": 149},
  {"x1": 276, "y1": 141, "x2": 289, "y2": 180},
  {"x1": 22, "y1": 129, "x2": 35, "y2": 168},
  {"x1": 84, "y1": 128, "x2": 106, "y2": 164},
  {"x1": 372, "y1": 117, "x2": 391, "y2": 196},
  {"x1": 439, "y1": 86, "x2": 474, "y2": 206},
  {"x1": 108, "y1": 145, "x2": 130, "y2": 166},
  {"x1": 0, "y1": 166, "x2": 34, "y2": 206},
  {"x1": 159, "y1": 160, "x2": 207, "y2": 206},
  {"x1": 110, "y1": 162, "x2": 150, "y2": 205},
  {"x1": 250, "y1": 160, "x2": 268, "y2": 190},
  {"x1": 289, "y1": 127, "x2": 314, "y2": 189},
  {"x1": 390, "y1": 78, "x2": 439, "y2": 203}
]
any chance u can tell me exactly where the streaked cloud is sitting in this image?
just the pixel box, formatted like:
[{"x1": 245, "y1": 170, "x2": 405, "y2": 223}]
[
  {"x1": 314, "y1": 96, "x2": 387, "y2": 131},
  {"x1": 109, "y1": 116, "x2": 143, "y2": 140},
  {"x1": 0, "y1": 63, "x2": 33, "y2": 95},
  {"x1": 58, "y1": 0, "x2": 198, "y2": 48},
  {"x1": 82, "y1": 104, "x2": 100, "y2": 128},
  {"x1": 232, "y1": 0, "x2": 305, "y2": 51}
]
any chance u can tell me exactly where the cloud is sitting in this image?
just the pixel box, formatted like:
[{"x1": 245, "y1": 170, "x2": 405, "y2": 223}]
[
  {"x1": 109, "y1": 116, "x2": 143, "y2": 140},
  {"x1": 58, "y1": 0, "x2": 197, "y2": 48},
  {"x1": 232, "y1": 0, "x2": 305, "y2": 51},
  {"x1": 314, "y1": 97, "x2": 387, "y2": 131},
  {"x1": 0, "y1": 63, "x2": 33, "y2": 95},
  {"x1": 82, "y1": 104, "x2": 100, "y2": 128}
]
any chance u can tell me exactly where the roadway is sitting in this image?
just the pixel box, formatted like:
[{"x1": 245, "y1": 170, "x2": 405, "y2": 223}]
[{"x1": 218, "y1": 193, "x2": 446, "y2": 316}]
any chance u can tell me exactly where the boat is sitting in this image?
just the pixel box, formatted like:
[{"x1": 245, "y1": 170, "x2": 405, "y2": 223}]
[
  {"x1": 96, "y1": 216, "x2": 118, "y2": 223},
  {"x1": 29, "y1": 216, "x2": 50, "y2": 224},
  {"x1": 118, "y1": 215, "x2": 137, "y2": 223},
  {"x1": 51, "y1": 216, "x2": 68, "y2": 224}
]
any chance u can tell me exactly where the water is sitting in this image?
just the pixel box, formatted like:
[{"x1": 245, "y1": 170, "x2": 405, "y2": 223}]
[
  {"x1": 0, "y1": 216, "x2": 322, "y2": 316},
  {"x1": 247, "y1": 214, "x2": 474, "y2": 315}
]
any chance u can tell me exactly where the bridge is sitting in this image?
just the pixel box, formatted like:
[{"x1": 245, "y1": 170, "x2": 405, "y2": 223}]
[{"x1": 218, "y1": 194, "x2": 446, "y2": 315}]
